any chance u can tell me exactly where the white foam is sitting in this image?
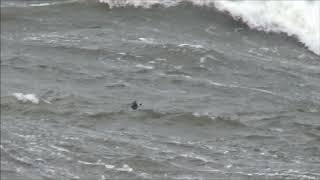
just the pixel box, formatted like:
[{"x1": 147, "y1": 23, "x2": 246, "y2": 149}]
[
  {"x1": 77, "y1": 160, "x2": 115, "y2": 169},
  {"x1": 99, "y1": 0, "x2": 320, "y2": 55},
  {"x1": 30, "y1": 3, "x2": 52, "y2": 7},
  {"x1": 138, "y1": 37, "x2": 156, "y2": 44},
  {"x1": 117, "y1": 164, "x2": 133, "y2": 172},
  {"x1": 178, "y1": 43, "x2": 204, "y2": 49},
  {"x1": 212, "y1": 0, "x2": 320, "y2": 55},
  {"x1": 12, "y1": 93, "x2": 40, "y2": 104},
  {"x1": 99, "y1": 0, "x2": 180, "y2": 8},
  {"x1": 30, "y1": 0, "x2": 79, "y2": 7},
  {"x1": 136, "y1": 64, "x2": 154, "y2": 69}
]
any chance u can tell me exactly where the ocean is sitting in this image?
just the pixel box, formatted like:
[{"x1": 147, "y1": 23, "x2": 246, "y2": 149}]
[{"x1": 1, "y1": 0, "x2": 320, "y2": 179}]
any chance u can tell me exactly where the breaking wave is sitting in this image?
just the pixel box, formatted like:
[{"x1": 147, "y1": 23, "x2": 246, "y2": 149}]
[{"x1": 100, "y1": 0, "x2": 320, "y2": 55}]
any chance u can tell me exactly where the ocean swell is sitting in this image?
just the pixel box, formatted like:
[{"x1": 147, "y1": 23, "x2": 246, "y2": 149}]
[{"x1": 100, "y1": 0, "x2": 320, "y2": 56}]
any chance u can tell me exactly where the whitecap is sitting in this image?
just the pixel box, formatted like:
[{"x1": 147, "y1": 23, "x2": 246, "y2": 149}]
[
  {"x1": 213, "y1": 0, "x2": 320, "y2": 55},
  {"x1": 12, "y1": 93, "x2": 40, "y2": 104},
  {"x1": 100, "y1": 0, "x2": 320, "y2": 55}
]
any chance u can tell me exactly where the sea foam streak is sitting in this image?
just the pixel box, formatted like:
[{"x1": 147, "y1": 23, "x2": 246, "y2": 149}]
[{"x1": 100, "y1": 0, "x2": 320, "y2": 56}]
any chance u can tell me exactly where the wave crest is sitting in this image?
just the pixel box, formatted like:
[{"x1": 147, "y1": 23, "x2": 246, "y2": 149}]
[{"x1": 99, "y1": 0, "x2": 320, "y2": 55}]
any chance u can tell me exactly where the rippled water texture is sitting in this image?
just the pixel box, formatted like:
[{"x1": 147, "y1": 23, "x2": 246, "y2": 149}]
[{"x1": 1, "y1": 1, "x2": 320, "y2": 179}]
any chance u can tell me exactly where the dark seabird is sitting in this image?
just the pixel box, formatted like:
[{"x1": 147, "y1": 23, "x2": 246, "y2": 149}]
[{"x1": 131, "y1": 101, "x2": 139, "y2": 110}]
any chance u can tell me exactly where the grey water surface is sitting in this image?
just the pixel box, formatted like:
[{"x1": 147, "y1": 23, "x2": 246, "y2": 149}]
[{"x1": 1, "y1": 1, "x2": 320, "y2": 179}]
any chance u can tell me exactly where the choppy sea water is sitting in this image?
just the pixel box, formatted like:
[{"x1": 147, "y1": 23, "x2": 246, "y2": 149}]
[{"x1": 1, "y1": 0, "x2": 320, "y2": 179}]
